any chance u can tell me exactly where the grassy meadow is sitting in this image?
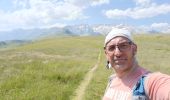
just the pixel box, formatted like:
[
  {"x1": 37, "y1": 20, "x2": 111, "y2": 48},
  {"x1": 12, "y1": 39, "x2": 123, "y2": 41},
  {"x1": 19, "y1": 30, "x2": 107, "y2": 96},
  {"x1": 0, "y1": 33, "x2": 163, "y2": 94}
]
[{"x1": 0, "y1": 34, "x2": 170, "y2": 100}]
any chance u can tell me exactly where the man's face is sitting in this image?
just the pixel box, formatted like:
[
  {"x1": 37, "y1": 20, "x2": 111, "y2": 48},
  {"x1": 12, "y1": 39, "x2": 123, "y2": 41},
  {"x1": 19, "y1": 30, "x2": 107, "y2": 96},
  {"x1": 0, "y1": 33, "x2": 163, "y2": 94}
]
[{"x1": 105, "y1": 36, "x2": 137, "y2": 72}]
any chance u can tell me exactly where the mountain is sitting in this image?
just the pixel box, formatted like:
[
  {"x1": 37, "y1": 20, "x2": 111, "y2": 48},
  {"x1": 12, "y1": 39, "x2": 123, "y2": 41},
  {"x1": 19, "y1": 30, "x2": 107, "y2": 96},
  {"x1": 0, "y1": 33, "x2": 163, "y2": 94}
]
[
  {"x1": 0, "y1": 27, "x2": 68, "y2": 41},
  {"x1": 0, "y1": 24, "x2": 100, "y2": 41},
  {"x1": 0, "y1": 40, "x2": 31, "y2": 48},
  {"x1": 64, "y1": 24, "x2": 99, "y2": 36},
  {"x1": 92, "y1": 24, "x2": 113, "y2": 35},
  {"x1": 1, "y1": 24, "x2": 169, "y2": 42}
]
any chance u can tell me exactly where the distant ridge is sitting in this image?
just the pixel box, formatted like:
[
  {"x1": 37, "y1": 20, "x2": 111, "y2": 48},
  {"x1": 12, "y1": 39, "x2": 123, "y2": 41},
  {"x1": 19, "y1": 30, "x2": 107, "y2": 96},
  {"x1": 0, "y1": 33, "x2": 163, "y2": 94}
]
[
  {"x1": 0, "y1": 24, "x2": 101, "y2": 41},
  {"x1": 0, "y1": 40, "x2": 31, "y2": 48},
  {"x1": 0, "y1": 24, "x2": 169, "y2": 41}
]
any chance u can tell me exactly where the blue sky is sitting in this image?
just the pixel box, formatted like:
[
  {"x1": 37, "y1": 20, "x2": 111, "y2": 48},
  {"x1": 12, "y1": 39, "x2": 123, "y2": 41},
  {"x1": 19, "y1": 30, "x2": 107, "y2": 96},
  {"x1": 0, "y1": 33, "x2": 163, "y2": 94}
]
[{"x1": 0, "y1": 0, "x2": 170, "y2": 31}]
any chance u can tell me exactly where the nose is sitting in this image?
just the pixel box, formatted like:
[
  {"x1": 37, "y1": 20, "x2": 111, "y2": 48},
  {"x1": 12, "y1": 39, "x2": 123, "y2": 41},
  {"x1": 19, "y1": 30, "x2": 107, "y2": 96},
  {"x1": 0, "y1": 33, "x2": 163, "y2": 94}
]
[{"x1": 114, "y1": 46, "x2": 122, "y2": 56}]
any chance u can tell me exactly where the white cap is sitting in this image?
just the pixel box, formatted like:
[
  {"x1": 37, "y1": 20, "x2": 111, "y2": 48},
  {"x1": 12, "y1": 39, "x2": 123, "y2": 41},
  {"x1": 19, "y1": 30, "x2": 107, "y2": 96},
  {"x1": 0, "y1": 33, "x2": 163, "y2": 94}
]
[{"x1": 104, "y1": 27, "x2": 133, "y2": 47}]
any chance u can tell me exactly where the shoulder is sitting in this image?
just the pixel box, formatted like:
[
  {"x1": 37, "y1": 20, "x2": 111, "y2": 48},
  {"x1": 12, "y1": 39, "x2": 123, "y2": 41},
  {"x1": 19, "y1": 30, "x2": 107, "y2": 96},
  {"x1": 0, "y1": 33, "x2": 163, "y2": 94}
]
[
  {"x1": 145, "y1": 72, "x2": 170, "y2": 85},
  {"x1": 147, "y1": 72, "x2": 170, "y2": 82},
  {"x1": 106, "y1": 74, "x2": 116, "y2": 88},
  {"x1": 108, "y1": 74, "x2": 116, "y2": 82},
  {"x1": 103, "y1": 74, "x2": 117, "y2": 95},
  {"x1": 109, "y1": 73, "x2": 116, "y2": 78},
  {"x1": 145, "y1": 72, "x2": 170, "y2": 99}
]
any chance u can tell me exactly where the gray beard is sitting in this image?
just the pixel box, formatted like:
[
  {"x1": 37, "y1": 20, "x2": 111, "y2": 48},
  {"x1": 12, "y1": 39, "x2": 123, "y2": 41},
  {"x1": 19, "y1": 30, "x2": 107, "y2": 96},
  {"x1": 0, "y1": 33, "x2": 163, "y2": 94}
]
[
  {"x1": 115, "y1": 64, "x2": 126, "y2": 70},
  {"x1": 113, "y1": 56, "x2": 137, "y2": 70}
]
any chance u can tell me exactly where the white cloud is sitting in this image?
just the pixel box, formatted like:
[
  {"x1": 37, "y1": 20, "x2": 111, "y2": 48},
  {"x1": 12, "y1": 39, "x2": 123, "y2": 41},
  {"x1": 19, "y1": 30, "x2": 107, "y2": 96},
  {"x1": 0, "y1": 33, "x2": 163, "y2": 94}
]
[
  {"x1": 104, "y1": 1, "x2": 170, "y2": 19},
  {"x1": 91, "y1": 0, "x2": 109, "y2": 6},
  {"x1": 151, "y1": 23, "x2": 169, "y2": 28},
  {"x1": 136, "y1": 23, "x2": 170, "y2": 33},
  {"x1": 0, "y1": 0, "x2": 109, "y2": 31},
  {"x1": 13, "y1": 0, "x2": 29, "y2": 9},
  {"x1": 151, "y1": 23, "x2": 170, "y2": 33},
  {"x1": 25, "y1": 0, "x2": 87, "y2": 20},
  {"x1": 105, "y1": 9, "x2": 130, "y2": 19},
  {"x1": 134, "y1": 0, "x2": 152, "y2": 7},
  {"x1": 65, "y1": 0, "x2": 109, "y2": 7}
]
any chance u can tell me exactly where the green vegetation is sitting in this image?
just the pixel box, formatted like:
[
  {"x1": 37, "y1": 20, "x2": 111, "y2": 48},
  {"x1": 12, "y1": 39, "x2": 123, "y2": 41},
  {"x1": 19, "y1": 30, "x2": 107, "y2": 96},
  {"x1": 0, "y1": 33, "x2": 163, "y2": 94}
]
[
  {"x1": 135, "y1": 34, "x2": 170, "y2": 74},
  {"x1": 0, "y1": 36, "x2": 103, "y2": 100},
  {"x1": 0, "y1": 34, "x2": 170, "y2": 100}
]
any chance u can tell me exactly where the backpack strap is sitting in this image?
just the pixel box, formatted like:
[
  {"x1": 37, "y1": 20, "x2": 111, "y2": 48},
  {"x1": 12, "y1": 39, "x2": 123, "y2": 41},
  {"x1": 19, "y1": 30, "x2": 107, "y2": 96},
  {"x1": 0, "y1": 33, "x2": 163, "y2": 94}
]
[{"x1": 132, "y1": 74, "x2": 149, "y2": 100}]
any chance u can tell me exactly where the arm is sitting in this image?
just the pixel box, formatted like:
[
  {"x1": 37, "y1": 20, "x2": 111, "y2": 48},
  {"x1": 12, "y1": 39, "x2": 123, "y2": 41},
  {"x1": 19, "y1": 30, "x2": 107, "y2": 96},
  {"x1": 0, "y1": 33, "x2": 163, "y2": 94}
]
[{"x1": 145, "y1": 72, "x2": 170, "y2": 100}]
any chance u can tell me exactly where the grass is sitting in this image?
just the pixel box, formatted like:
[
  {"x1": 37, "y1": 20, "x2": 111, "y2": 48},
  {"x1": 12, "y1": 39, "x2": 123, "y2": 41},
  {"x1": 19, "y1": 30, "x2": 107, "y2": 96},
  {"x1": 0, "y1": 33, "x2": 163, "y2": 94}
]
[
  {"x1": 135, "y1": 34, "x2": 170, "y2": 74},
  {"x1": 0, "y1": 36, "x2": 103, "y2": 100},
  {"x1": 0, "y1": 34, "x2": 170, "y2": 100}
]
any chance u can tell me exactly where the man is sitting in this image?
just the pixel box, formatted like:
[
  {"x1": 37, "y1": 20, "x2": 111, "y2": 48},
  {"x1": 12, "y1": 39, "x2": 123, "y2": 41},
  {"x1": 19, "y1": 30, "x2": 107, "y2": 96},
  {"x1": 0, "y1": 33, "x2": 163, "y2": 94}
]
[{"x1": 102, "y1": 27, "x2": 170, "y2": 100}]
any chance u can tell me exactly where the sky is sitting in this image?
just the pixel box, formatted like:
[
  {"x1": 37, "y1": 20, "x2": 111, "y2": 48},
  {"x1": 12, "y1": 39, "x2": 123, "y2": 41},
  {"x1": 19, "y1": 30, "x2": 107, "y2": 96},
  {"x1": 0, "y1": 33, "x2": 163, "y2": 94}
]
[{"x1": 0, "y1": 0, "x2": 170, "y2": 32}]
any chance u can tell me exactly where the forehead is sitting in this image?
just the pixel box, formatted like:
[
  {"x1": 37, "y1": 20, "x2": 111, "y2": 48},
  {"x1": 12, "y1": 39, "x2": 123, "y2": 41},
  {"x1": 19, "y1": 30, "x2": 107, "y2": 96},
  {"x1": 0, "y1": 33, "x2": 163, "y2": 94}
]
[{"x1": 107, "y1": 36, "x2": 130, "y2": 45}]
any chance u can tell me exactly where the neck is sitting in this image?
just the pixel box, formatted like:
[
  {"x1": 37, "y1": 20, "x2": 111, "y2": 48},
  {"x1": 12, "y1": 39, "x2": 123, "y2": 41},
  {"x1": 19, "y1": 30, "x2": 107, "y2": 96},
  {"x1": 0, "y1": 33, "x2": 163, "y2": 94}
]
[{"x1": 115, "y1": 61, "x2": 139, "y2": 78}]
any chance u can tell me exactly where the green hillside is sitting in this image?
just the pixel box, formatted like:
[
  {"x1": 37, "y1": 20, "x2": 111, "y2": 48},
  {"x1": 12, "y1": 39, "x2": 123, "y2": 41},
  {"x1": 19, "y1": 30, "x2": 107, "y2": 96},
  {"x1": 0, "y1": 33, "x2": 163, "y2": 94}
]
[{"x1": 0, "y1": 35, "x2": 170, "y2": 100}]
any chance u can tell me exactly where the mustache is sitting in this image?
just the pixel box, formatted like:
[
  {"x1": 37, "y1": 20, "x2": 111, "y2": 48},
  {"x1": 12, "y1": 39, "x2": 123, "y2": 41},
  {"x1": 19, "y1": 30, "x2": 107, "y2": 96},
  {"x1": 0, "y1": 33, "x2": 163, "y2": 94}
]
[
  {"x1": 113, "y1": 58, "x2": 127, "y2": 61},
  {"x1": 112, "y1": 55, "x2": 136, "y2": 62},
  {"x1": 113, "y1": 54, "x2": 136, "y2": 61}
]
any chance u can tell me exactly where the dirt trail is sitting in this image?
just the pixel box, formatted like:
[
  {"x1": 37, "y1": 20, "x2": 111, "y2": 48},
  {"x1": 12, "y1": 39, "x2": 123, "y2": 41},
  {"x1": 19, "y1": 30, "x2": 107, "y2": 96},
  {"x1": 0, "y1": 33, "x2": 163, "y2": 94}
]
[{"x1": 72, "y1": 50, "x2": 101, "y2": 100}]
